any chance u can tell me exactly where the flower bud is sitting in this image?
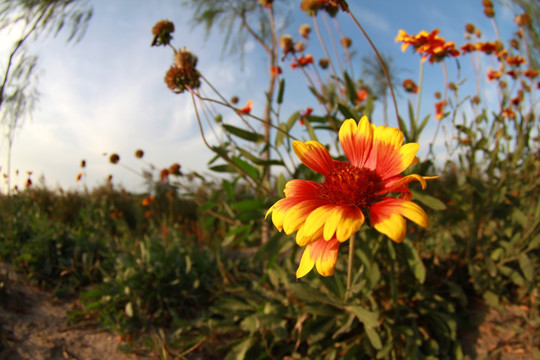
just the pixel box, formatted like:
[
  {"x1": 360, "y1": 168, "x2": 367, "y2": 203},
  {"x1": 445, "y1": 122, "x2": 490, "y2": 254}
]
[
  {"x1": 279, "y1": 35, "x2": 294, "y2": 54},
  {"x1": 299, "y1": 24, "x2": 311, "y2": 39},
  {"x1": 319, "y1": 58, "x2": 329, "y2": 69},
  {"x1": 340, "y1": 37, "x2": 352, "y2": 49},
  {"x1": 109, "y1": 153, "x2": 120, "y2": 164}
]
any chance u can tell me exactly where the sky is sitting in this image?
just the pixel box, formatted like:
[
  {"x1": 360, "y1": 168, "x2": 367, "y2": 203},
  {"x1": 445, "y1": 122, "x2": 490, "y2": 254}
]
[{"x1": 0, "y1": 0, "x2": 521, "y2": 193}]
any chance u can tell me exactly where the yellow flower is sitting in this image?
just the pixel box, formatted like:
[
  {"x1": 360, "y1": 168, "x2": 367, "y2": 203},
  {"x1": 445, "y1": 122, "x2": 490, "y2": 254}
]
[{"x1": 266, "y1": 116, "x2": 437, "y2": 278}]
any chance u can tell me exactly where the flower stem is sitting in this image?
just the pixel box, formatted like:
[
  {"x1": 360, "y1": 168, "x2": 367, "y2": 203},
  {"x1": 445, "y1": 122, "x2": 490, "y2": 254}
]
[
  {"x1": 347, "y1": 10, "x2": 400, "y2": 129},
  {"x1": 415, "y1": 60, "x2": 424, "y2": 124},
  {"x1": 345, "y1": 233, "x2": 355, "y2": 301}
]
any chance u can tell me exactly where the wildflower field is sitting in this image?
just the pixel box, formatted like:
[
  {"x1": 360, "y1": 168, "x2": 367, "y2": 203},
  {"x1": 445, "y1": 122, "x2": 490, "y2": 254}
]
[{"x1": 1, "y1": 0, "x2": 539, "y2": 359}]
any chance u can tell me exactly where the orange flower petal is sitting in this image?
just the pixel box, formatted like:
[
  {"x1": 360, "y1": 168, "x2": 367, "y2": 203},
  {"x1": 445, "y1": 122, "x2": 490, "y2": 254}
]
[
  {"x1": 370, "y1": 198, "x2": 429, "y2": 242},
  {"x1": 338, "y1": 116, "x2": 373, "y2": 168},
  {"x1": 293, "y1": 140, "x2": 334, "y2": 176},
  {"x1": 302, "y1": 204, "x2": 339, "y2": 239},
  {"x1": 296, "y1": 223, "x2": 325, "y2": 246},
  {"x1": 283, "y1": 179, "x2": 322, "y2": 198},
  {"x1": 336, "y1": 206, "x2": 365, "y2": 242},
  {"x1": 296, "y1": 237, "x2": 339, "y2": 278},
  {"x1": 283, "y1": 199, "x2": 327, "y2": 234}
]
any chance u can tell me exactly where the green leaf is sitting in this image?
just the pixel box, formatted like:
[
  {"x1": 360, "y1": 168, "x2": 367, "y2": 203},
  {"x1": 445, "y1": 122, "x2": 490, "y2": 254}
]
[
  {"x1": 417, "y1": 114, "x2": 431, "y2": 135},
  {"x1": 231, "y1": 199, "x2": 265, "y2": 211},
  {"x1": 366, "y1": 327, "x2": 383, "y2": 350},
  {"x1": 209, "y1": 164, "x2": 235, "y2": 173},
  {"x1": 512, "y1": 208, "x2": 527, "y2": 227},
  {"x1": 347, "y1": 305, "x2": 379, "y2": 328},
  {"x1": 304, "y1": 119, "x2": 318, "y2": 141},
  {"x1": 277, "y1": 78, "x2": 285, "y2": 104},
  {"x1": 518, "y1": 253, "x2": 533, "y2": 282},
  {"x1": 411, "y1": 190, "x2": 447, "y2": 210},
  {"x1": 224, "y1": 336, "x2": 255, "y2": 360},
  {"x1": 402, "y1": 239, "x2": 426, "y2": 283},
  {"x1": 199, "y1": 201, "x2": 217, "y2": 211},
  {"x1": 397, "y1": 116, "x2": 410, "y2": 141},
  {"x1": 483, "y1": 290, "x2": 502, "y2": 311},
  {"x1": 408, "y1": 100, "x2": 417, "y2": 131},
  {"x1": 254, "y1": 232, "x2": 291, "y2": 263},
  {"x1": 455, "y1": 124, "x2": 475, "y2": 139},
  {"x1": 232, "y1": 156, "x2": 259, "y2": 180},
  {"x1": 223, "y1": 124, "x2": 264, "y2": 143},
  {"x1": 337, "y1": 103, "x2": 356, "y2": 120},
  {"x1": 343, "y1": 71, "x2": 357, "y2": 104},
  {"x1": 125, "y1": 302, "x2": 133, "y2": 317},
  {"x1": 275, "y1": 122, "x2": 288, "y2": 148}
]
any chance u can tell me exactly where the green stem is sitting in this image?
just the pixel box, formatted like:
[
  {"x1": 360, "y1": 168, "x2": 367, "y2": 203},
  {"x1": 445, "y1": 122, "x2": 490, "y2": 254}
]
[
  {"x1": 345, "y1": 233, "x2": 355, "y2": 301},
  {"x1": 347, "y1": 10, "x2": 400, "y2": 129},
  {"x1": 415, "y1": 60, "x2": 424, "y2": 125}
]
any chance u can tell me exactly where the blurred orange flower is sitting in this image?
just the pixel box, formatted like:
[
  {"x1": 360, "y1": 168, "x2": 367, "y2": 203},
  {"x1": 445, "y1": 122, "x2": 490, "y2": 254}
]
[
  {"x1": 355, "y1": 89, "x2": 368, "y2": 103},
  {"x1": 487, "y1": 67, "x2": 502, "y2": 81},
  {"x1": 142, "y1": 195, "x2": 155, "y2": 206},
  {"x1": 402, "y1": 79, "x2": 418, "y2": 94},
  {"x1": 270, "y1": 66, "x2": 282, "y2": 77},
  {"x1": 299, "y1": 107, "x2": 313, "y2": 125},
  {"x1": 395, "y1": 29, "x2": 459, "y2": 63},
  {"x1": 238, "y1": 100, "x2": 253, "y2": 114},
  {"x1": 160, "y1": 168, "x2": 170, "y2": 181},
  {"x1": 291, "y1": 54, "x2": 314, "y2": 69},
  {"x1": 435, "y1": 100, "x2": 447, "y2": 120}
]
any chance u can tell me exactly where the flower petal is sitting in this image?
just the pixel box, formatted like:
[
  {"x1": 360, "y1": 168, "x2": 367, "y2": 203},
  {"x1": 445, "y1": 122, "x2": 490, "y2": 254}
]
[
  {"x1": 303, "y1": 204, "x2": 339, "y2": 239},
  {"x1": 365, "y1": 124, "x2": 421, "y2": 180},
  {"x1": 338, "y1": 116, "x2": 373, "y2": 168},
  {"x1": 283, "y1": 199, "x2": 327, "y2": 234},
  {"x1": 335, "y1": 207, "x2": 365, "y2": 242},
  {"x1": 283, "y1": 179, "x2": 322, "y2": 198},
  {"x1": 293, "y1": 140, "x2": 334, "y2": 176},
  {"x1": 296, "y1": 223, "x2": 325, "y2": 246},
  {"x1": 370, "y1": 198, "x2": 429, "y2": 242},
  {"x1": 372, "y1": 211, "x2": 406, "y2": 243},
  {"x1": 296, "y1": 245, "x2": 315, "y2": 278},
  {"x1": 296, "y1": 237, "x2": 339, "y2": 278}
]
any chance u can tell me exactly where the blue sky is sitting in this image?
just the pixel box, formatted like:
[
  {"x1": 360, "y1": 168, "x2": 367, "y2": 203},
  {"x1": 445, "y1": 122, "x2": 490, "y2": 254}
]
[{"x1": 0, "y1": 0, "x2": 520, "y2": 192}]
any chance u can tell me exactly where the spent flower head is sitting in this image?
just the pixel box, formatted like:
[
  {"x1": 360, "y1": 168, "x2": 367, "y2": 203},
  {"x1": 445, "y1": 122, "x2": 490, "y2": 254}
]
[
  {"x1": 299, "y1": 24, "x2": 311, "y2": 39},
  {"x1": 151, "y1": 20, "x2": 175, "y2": 47},
  {"x1": 109, "y1": 153, "x2": 120, "y2": 164},
  {"x1": 165, "y1": 48, "x2": 201, "y2": 93}
]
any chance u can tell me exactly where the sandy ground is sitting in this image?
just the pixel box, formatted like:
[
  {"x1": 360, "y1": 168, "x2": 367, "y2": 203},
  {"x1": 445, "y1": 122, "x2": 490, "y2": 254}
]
[{"x1": 0, "y1": 263, "x2": 154, "y2": 360}]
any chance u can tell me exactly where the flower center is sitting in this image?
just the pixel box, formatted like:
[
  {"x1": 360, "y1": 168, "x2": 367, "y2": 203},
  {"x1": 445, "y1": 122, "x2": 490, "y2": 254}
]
[{"x1": 320, "y1": 162, "x2": 383, "y2": 208}]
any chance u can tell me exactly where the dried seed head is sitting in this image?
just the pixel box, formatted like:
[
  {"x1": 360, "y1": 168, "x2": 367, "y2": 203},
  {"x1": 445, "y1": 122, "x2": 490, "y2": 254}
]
[
  {"x1": 340, "y1": 37, "x2": 352, "y2": 49},
  {"x1": 299, "y1": 24, "x2": 311, "y2": 39},
  {"x1": 169, "y1": 163, "x2": 182, "y2": 175},
  {"x1": 279, "y1": 35, "x2": 294, "y2": 54},
  {"x1": 109, "y1": 153, "x2": 120, "y2": 164},
  {"x1": 165, "y1": 49, "x2": 201, "y2": 93},
  {"x1": 319, "y1": 58, "x2": 329, "y2": 69},
  {"x1": 151, "y1": 20, "x2": 175, "y2": 47}
]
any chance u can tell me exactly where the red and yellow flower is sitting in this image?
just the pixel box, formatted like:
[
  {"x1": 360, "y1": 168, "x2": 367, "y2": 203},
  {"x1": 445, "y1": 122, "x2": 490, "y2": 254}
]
[
  {"x1": 395, "y1": 29, "x2": 459, "y2": 63},
  {"x1": 266, "y1": 116, "x2": 437, "y2": 278},
  {"x1": 238, "y1": 100, "x2": 253, "y2": 114}
]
